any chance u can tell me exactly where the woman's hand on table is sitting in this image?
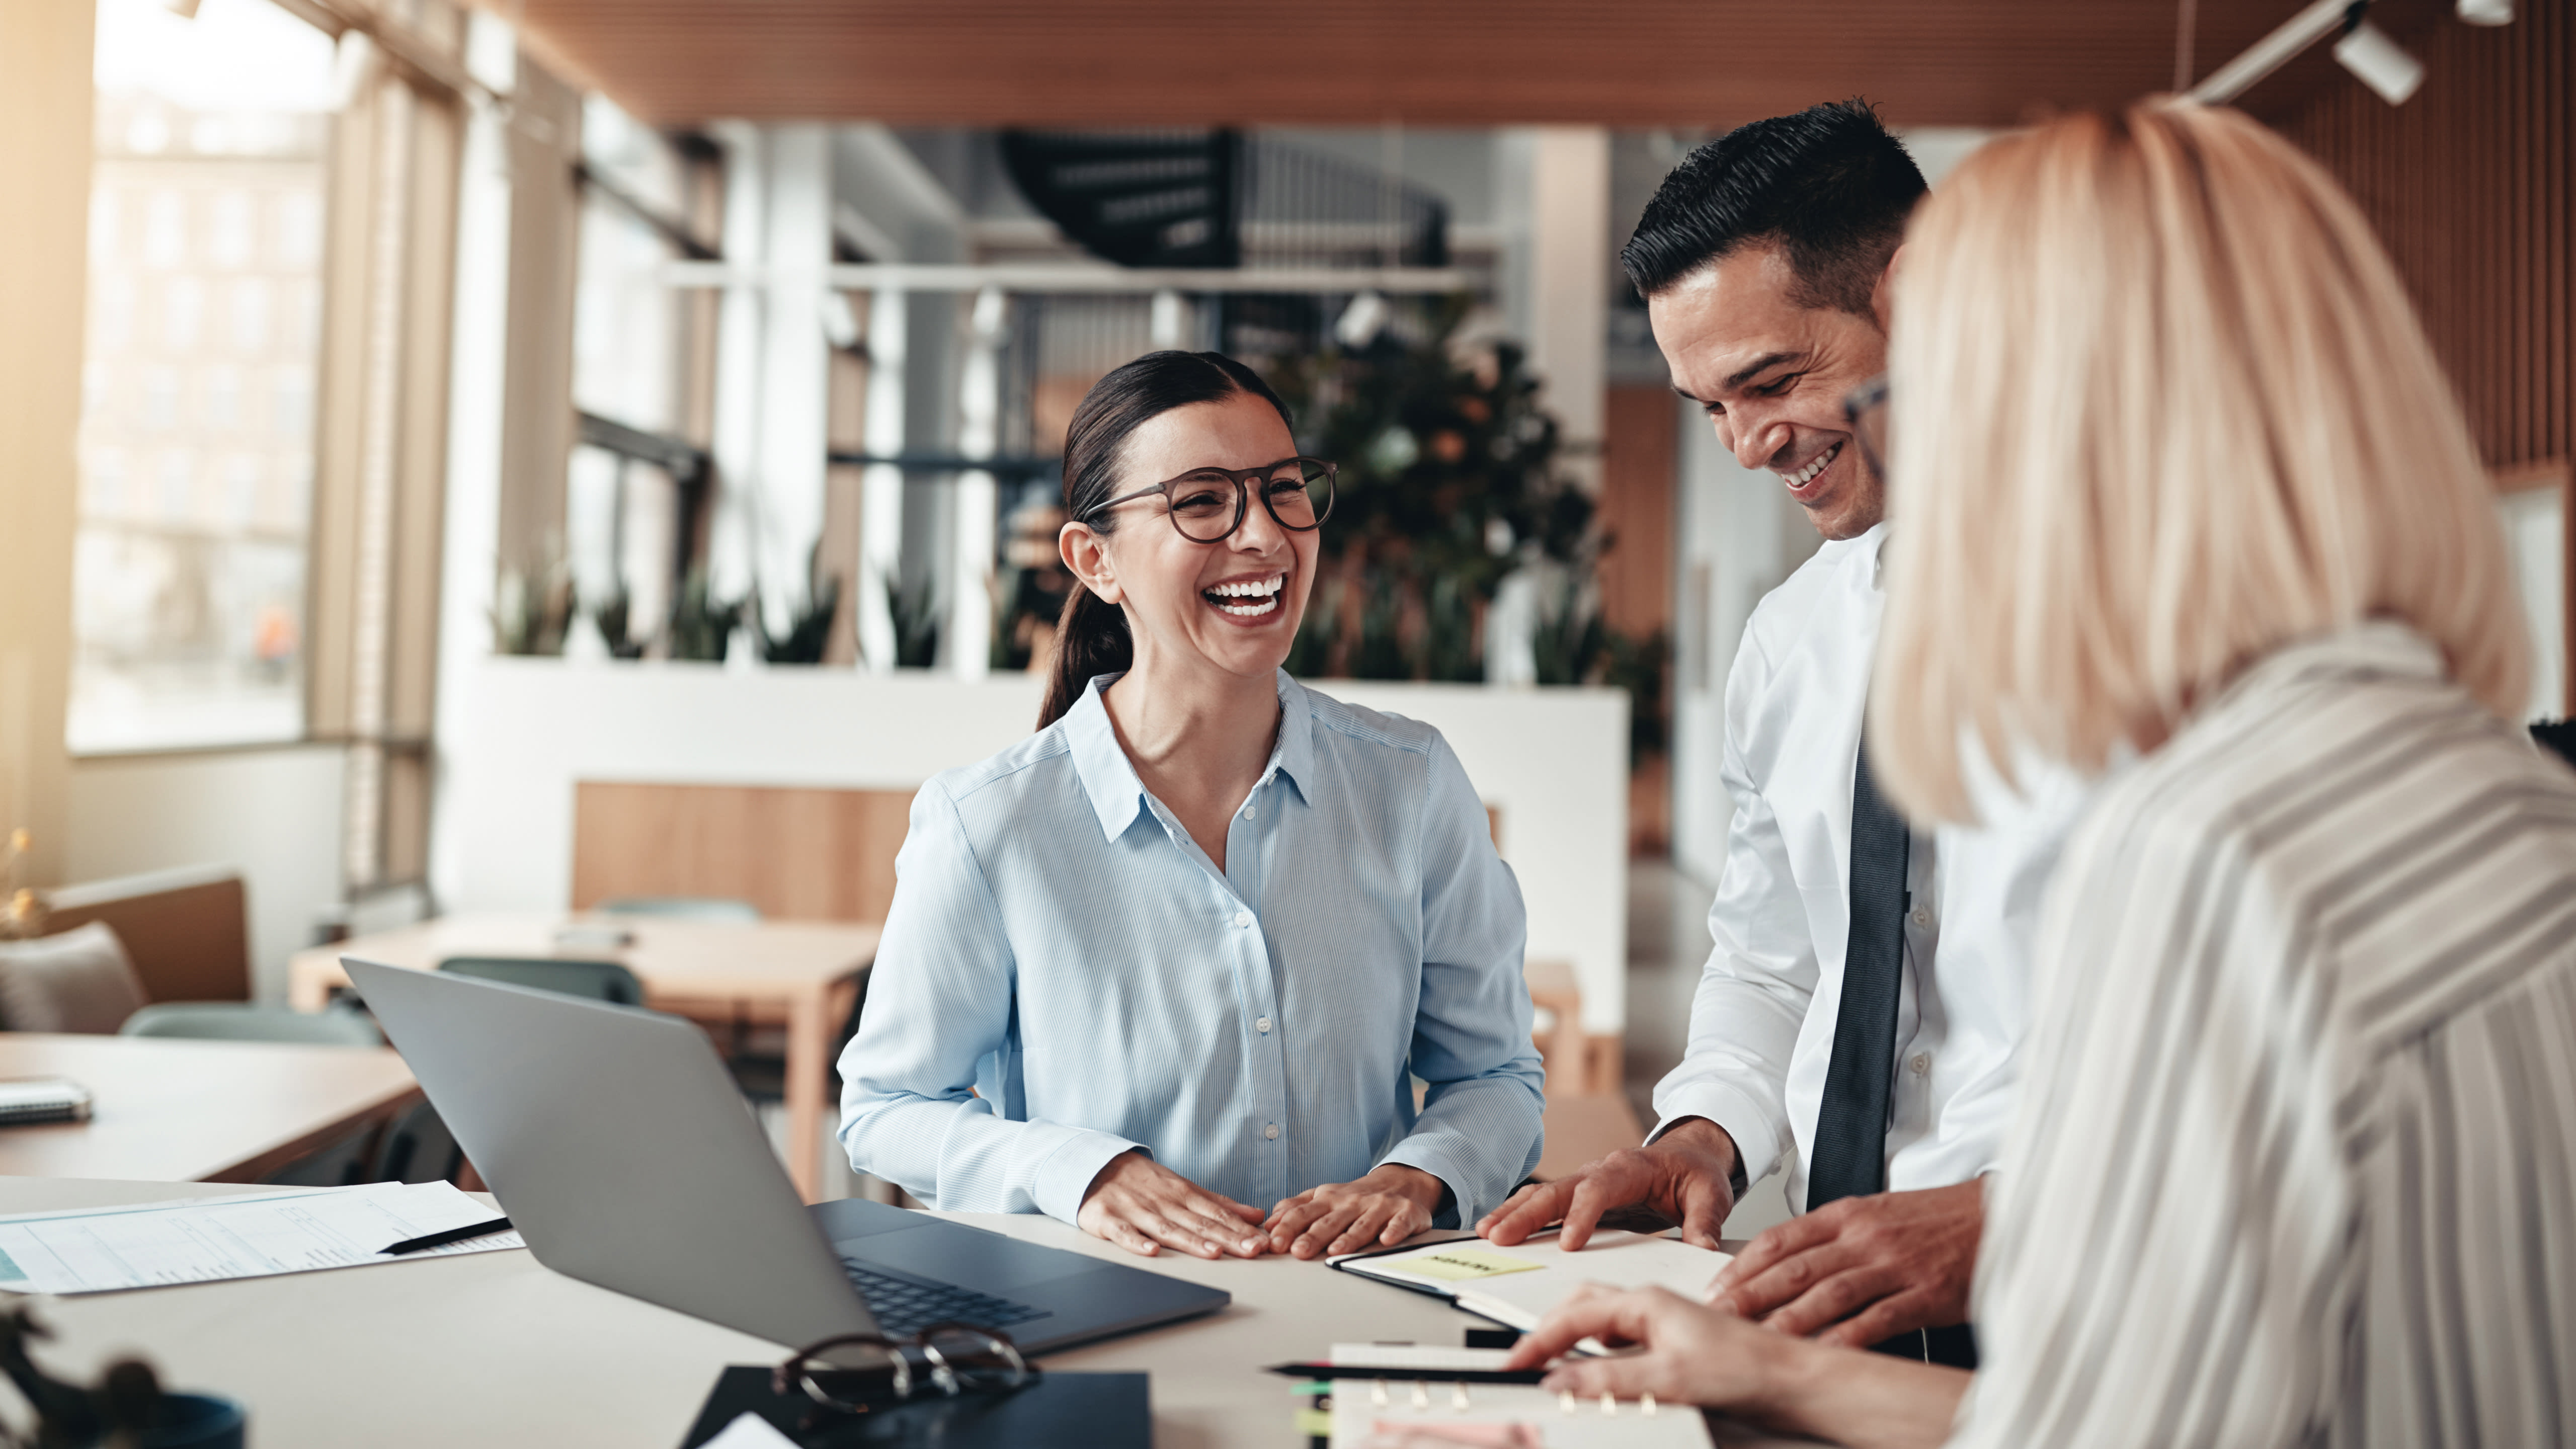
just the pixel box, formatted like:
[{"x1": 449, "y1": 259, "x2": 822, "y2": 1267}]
[
  {"x1": 1504, "y1": 1283, "x2": 1971, "y2": 1449},
  {"x1": 1077, "y1": 1151, "x2": 1271, "y2": 1259},
  {"x1": 1503, "y1": 1284, "x2": 1785, "y2": 1407},
  {"x1": 1263, "y1": 1164, "x2": 1447, "y2": 1259}
]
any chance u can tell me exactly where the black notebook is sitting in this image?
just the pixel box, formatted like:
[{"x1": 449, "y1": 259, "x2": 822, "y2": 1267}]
[{"x1": 677, "y1": 1367, "x2": 1150, "y2": 1448}]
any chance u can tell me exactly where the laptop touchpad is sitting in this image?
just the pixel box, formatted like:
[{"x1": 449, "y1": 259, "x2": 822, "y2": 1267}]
[{"x1": 842, "y1": 1223, "x2": 1101, "y2": 1292}]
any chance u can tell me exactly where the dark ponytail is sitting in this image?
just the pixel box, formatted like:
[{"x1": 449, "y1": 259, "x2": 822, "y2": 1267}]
[{"x1": 1037, "y1": 350, "x2": 1295, "y2": 729}]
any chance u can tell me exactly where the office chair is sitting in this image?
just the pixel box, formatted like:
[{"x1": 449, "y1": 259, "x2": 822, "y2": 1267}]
[
  {"x1": 120, "y1": 1002, "x2": 384, "y2": 1048},
  {"x1": 435, "y1": 956, "x2": 646, "y2": 1006},
  {"x1": 731, "y1": 974, "x2": 870, "y2": 1105},
  {"x1": 594, "y1": 897, "x2": 761, "y2": 923}
]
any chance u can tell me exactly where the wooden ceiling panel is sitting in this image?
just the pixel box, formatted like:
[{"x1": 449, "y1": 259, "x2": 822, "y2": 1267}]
[{"x1": 497, "y1": 1, "x2": 2326, "y2": 128}]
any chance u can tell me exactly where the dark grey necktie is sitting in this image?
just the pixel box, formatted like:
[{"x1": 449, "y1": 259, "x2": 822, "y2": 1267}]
[{"x1": 1806, "y1": 732, "x2": 1909, "y2": 1208}]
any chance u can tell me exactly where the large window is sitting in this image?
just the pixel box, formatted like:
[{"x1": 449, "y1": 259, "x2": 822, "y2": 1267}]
[
  {"x1": 564, "y1": 97, "x2": 711, "y2": 649},
  {"x1": 70, "y1": 0, "x2": 337, "y2": 752}
]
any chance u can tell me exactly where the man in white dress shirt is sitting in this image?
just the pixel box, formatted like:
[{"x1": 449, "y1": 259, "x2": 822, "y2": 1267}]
[{"x1": 1479, "y1": 101, "x2": 2080, "y2": 1369}]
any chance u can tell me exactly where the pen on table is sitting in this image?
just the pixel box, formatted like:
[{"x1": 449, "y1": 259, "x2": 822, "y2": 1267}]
[
  {"x1": 1262, "y1": 1363, "x2": 1550, "y2": 1385},
  {"x1": 378, "y1": 1217, "x2": 513, "y2": 1256}
]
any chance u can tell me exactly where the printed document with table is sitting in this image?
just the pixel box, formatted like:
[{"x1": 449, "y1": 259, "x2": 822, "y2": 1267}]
[{"x1": 0, "y1": 1181, "x2": 523, "y2": 1295}]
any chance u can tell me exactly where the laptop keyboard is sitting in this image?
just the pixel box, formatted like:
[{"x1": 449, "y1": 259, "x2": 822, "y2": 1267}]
[{"x1": 839, "y1": 1259, "x2": 1049, "y2": 1338}]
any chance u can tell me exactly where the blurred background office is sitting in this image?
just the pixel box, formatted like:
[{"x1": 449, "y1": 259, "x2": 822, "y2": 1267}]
[{"x1": 0, "y1": 0, "x2": 2565, "y2": 1218}]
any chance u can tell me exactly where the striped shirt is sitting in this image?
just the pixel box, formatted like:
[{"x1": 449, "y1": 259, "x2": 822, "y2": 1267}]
[{"x1": 1952, "y1": 623, "x2": 2576, "y2": 1448}]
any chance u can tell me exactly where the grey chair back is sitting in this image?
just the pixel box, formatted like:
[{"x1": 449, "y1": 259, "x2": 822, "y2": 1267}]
[
  {"x1": 121, "y1": 1002, "x2": 383, "y2": 1048},
  {"x1": 595, "y1": 897, "x2": 761, "y2": 923},
  {"x1": 436, "y1": 956, "x2": 645, "y2": 1006}
]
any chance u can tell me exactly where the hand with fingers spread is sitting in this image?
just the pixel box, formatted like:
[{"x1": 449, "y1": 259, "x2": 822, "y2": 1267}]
[
  {"x1": 1076, "y1": 1150, "x2": 1271, "y2": 1260},
  {"x1": 1707, "y1": 1179, "x2": 1982, "y2": 1346},
  {"x1": 1501, "y1": 1283, "x2": 1966, "y2": 1448},
  {"x1": 1474, "y1": 1115, "x2": 1738, "y2": 1252},
  {"x1": 1262, "y1": 1163, "x2": 1447, "y2": 1259}
]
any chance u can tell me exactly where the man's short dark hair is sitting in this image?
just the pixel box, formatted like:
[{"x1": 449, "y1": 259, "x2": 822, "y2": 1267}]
[{"x1": 1621, "y1": 99, "x2": 1926, "y2": 317}]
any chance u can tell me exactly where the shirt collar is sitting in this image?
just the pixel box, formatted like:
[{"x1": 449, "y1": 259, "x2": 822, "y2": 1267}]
[
  {"x1": 1811, "y1": 520, "x2": 1892, "y2": 592},
  {"x1": 2216, "y1": 620, "x2": 2445, "y2": 709},
  {"x1": 1062, "y1": 669, "x2": 1318, "y2": 843},
  {"x1": 1064, "y1": 674, "x2": 1149, "y2": 841}
]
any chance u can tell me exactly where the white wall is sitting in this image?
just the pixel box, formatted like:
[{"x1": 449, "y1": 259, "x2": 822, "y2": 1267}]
[
  {"x1": 433, "y1": 660, "x2": 1632, "y2": 1032},
  {"x1": 1497, "y1": 127, "x2": 1609, "y2": 491},
  {"x1": 1670, "y1": 403, "x2": 1819, "y2": 883},
  {"x1": 63, "y1": 746, "x2": 347, "y2": 1002},
  {"x1": 2501, "y1": 484, "x2": 2567, "y2": 721}
]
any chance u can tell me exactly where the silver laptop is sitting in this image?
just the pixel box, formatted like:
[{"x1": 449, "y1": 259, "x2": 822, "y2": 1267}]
[{"x1": 345, "y1": 956, "x2": 1229, "y2": 1354}]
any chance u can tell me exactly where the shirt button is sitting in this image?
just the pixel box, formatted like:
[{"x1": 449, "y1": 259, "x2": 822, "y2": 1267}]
[
  {"x1": 1256, "y1": 1016, "x2": 1272, "y2": 1033},
  {"x1": 1243, "y1": 805, "x2": 1256, "y2": 820},
  {"x1": 1263, "y1": 1123, "x2": 1280, "y2": 1141},
  {"x1": 1232, "y1": 909, "x2": 1253, "y2": 929},
  {"x1": 1909, "y1": 1053, "x2": 1932, "y2": 1075},
  {"x1": 1911, "y1": 907, "x2": 1933, "y2": 928}
]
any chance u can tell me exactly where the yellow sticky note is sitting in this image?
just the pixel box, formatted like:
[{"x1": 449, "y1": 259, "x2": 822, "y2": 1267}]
[{"x1": 1400, "y1": 1246, "x2": 1546, "y2": 1281}]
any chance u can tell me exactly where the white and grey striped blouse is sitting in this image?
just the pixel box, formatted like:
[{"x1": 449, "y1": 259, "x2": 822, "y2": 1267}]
[{"x1": 1951, "y1": 623, "x2": 2576, "y2": 1448}]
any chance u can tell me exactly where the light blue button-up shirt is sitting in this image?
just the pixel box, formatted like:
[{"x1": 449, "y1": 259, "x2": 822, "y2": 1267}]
[{"x1": 837, "y1": 670, "x2": 1545, "y2": 1228}]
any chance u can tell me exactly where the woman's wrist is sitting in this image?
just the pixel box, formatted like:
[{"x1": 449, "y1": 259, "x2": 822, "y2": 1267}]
[
  {"x1": 1369, "y1": 1163, "x2": 1449, "y2": 1214},
  {"x1": 1735, "y1": 1326, "x2": 1835, "y2": 1427}
]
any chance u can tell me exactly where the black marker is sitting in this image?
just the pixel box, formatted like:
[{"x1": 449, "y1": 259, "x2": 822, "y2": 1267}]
[
  {"x1": 379, "y1": 1217, "x2": 513, "y2": 1256},
  {"x1": 1263, "y1": 1362, "x2": 1549, "y2": 1386}
]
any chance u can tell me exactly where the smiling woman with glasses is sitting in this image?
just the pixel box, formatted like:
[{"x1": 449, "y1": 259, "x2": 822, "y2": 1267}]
[{"x1": 836, "y1": 350, "x2": 1544, "y2": 1265}]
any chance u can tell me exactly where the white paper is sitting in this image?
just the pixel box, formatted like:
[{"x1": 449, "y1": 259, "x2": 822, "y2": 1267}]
[
  {"x1": 0, "y1": 1181, "x2": 526, "y2": 1295},
  {"x1": 1335, "y1": 1231, "x2": 1732, "y2": 1333},
  {"x1": 1324, "y1": 1344, "x2": 1712, "y2": 1447},
  {"x1": 699, "y1": 1413, "x2": 800, "y2": 1449}
]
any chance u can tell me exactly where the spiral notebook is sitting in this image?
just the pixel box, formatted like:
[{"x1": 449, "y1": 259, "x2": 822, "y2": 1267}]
[
  {"x1": 1321, "y1": 1345, "x2": 1711, "y2": 1447},
  {"x1": 0, "y1": 1077, "x2": 92, "y2": 1128}
]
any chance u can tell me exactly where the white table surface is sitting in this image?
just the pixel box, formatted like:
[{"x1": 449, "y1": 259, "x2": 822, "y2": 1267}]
[{"x1": 0, "y1": 1177, "x2": 1799, "y2": 1447}]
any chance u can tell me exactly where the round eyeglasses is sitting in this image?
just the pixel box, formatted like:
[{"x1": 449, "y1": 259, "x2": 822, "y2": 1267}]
[
  {"x1": 773, "y1": 1323, "x2": 1035, "y2": 1415},
  {"x1": 1084, "y1": 456, "x2": 1337, "y2": 543},
  {"x1": 1842, "y1": 375, "x2": 1890, "y2": 482}
]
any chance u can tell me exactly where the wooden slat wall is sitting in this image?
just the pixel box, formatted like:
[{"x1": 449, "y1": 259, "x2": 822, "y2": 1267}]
[
  {"x1": 2270, "y1": 9, "x2": 2574, "y2": 705},
  {"x1": 2272, "y1": 9, "x2": 2573, "y2": 473},
  {"x1": 571, "y1": 781, "x2": 914, "y2": 923}
]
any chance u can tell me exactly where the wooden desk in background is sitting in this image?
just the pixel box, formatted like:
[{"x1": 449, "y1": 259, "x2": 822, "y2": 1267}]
[
  {"x1": 287, "y1": 914, "x2": 878, "y2": 1202},
  {"x1": 0, "y1": 1034, "x2": 419, "y2": 1184}
]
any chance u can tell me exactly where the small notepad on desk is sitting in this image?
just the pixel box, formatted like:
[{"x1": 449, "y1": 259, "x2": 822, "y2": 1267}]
[
  {"x1": 1322, "y1": 1344, "x2": 1712, "y2": 1447},
  {"x1": 0, "y1": 1078, "x2": 92, "y2": 1128},
  {"x1": 1330, "y1": 1231, "x2": 1732, "y2": 1334}
]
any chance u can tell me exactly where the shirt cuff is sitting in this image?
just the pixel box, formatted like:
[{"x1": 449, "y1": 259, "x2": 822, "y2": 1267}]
[
  {"x1": 1375, "y1": 1138, "x2": 1485, "y2": 1230},
  {"x1": 1030, "y1": 1128, "x2": 1148, "y2": 1226},
  {"x1": 1649, "y1": 1082, "x2": 1786, "y2": 1189}
]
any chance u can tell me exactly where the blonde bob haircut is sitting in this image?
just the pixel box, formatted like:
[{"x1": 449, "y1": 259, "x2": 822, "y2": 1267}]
[{"x1": 1871, "y1": 102, "x2": 2529, "y2": 823}]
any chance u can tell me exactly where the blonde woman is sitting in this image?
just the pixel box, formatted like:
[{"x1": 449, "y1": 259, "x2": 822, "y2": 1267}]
[{"x1": 1506, "y1": 102, "x2": 2576, "y2": 1447}]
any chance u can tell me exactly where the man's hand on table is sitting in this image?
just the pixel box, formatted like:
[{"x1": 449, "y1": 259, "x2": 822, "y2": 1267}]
[
  {"x1": 1710, "y1": 1178, "x2": 1983, "y2": 1346},
  {"x1": 1076, "y1": 1150, "x2": 1270, "y2": 1260},
  {"x1": 1473, "y1": 1116, "x2": 1739, "y2": 1251},
  {"x1": 1262, "y1": 1163, "x2": 1447, "y2": 1259}
]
